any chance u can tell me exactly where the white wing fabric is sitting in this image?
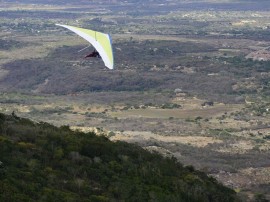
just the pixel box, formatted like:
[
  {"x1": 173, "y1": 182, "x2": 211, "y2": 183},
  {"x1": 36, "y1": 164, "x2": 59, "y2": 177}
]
[{"x1": 56, "y1": 24, "x2": 114, "y2": 69}]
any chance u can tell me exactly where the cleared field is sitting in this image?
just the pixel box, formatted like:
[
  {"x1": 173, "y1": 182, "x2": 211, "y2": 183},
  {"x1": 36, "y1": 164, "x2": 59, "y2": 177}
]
[
  {"x1": 110, "y1": 104, "x2": 240, "y2": 119},
  {"x1": 110, "y1": 130, "x2": 223, "y2": 147}
]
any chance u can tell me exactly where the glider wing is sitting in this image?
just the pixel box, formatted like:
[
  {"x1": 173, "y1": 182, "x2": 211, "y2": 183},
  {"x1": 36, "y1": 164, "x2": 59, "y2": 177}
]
[{"x1": 56, "y1": 24, "x2": 114, "y2": 69}]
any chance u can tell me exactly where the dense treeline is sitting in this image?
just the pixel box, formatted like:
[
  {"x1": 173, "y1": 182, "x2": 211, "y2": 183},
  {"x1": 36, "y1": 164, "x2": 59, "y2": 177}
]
[{"x1": 0, "y1": 113, "x2": 239, "y2": 201}]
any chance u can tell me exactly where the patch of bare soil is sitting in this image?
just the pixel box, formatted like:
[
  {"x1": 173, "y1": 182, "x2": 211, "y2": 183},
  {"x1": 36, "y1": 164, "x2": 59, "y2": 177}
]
[
  {"x1": 143, "y1": 146, "x2": 174, "y2": 158},
  {"x1": 216, "y1": 140, "x2": 254, "y2": 154},
  {"x1": 246, "y1": 48, "x2": 270, "y2": 61},
  {"x1": 233, "y1": 129, "x2": 270, "y2": 151},
  {"x1": 211, "y1": 166, "x2": 270, "y2": 190},
  {"x1": 110, "y1": 131, "x2": 222, "y2": 147},
  {"x1": 111, "y1": 105, "x2": 239, "y2": 119},
  {"x1": 241, "y1": 167, "x2": 270, "y2": 185},
  {"x1": 211, "y1": 170, "x2": 253, "y2": 190},
  {"x1": 206, "y1": 118, "x2": 251, "y2": 129},
  {"x1": 70, "y1": 126, "x2": 103, "y2": 134}
]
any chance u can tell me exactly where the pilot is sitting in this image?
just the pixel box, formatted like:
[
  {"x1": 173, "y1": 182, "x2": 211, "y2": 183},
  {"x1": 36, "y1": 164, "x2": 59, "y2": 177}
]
[{"x1": 84, "y1": 50, "x2": 101, "y2": 58}]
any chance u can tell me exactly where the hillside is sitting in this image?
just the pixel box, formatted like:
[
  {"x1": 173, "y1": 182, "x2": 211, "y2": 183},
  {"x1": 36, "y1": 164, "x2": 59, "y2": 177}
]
[
  {"x1": 0, "y1": 113, "x2": 240, "y2": 201},
  {"x1": 1, "y1": 1, "x2": 270, "y2": 200}
]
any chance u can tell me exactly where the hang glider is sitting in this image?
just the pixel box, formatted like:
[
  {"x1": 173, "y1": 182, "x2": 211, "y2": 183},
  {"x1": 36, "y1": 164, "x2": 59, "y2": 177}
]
[{"x1": 56, "y1": 24, "x2": 114, "y2": 69}]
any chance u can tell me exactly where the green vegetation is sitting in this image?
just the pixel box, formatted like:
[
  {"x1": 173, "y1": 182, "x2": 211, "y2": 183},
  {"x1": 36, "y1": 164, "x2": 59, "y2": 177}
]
[
  {"x1": 0, "y1": 113, "x2": 239, "y2": 201},
  {"x1": 1, "y1": 1, "x2": 270, "y2": 200}
]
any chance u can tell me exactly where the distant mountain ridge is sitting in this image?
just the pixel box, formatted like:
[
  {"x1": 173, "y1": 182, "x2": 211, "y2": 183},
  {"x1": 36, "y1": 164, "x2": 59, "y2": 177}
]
[
  {"x1": 2, "y1": 0, "x2": 268, "y2": 4},
  {"x1": 2, "y1": 0, "x2": 168, "y2": 4}
]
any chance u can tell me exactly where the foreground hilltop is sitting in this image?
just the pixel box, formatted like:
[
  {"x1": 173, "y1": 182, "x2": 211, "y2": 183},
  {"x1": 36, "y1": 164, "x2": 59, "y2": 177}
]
[{"x1": 0, "y1": 113, "x2": 239, "y2": 201}]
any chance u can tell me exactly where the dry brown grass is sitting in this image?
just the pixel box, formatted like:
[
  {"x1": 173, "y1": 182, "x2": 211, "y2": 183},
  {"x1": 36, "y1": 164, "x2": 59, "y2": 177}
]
[
  {"x1": 0, "y1": 35, "x2": 87, "y2": 67},
  {"x1": 216, "y1": 140, "x2": 254, "y2": 154},
  {"x1": 110, "y1": 104, "x2": 240, "y2": 119},
  {"x1": 110, "y1": 130, "x2": 222, "y2": 148}
]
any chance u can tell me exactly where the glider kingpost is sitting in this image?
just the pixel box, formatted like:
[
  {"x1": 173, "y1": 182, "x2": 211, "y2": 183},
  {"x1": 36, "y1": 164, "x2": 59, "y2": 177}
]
[{"x1": 56, "y1": 24, "x2": 114, "y2": 69}]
